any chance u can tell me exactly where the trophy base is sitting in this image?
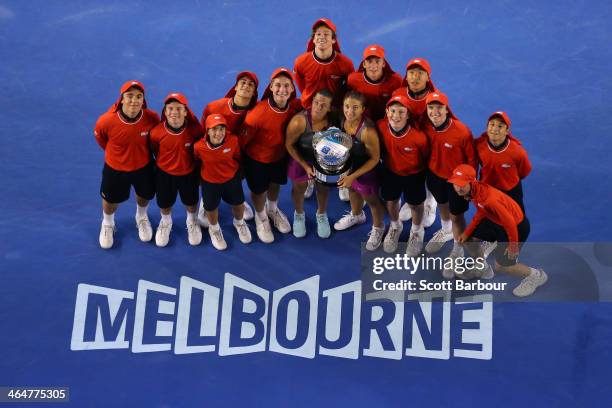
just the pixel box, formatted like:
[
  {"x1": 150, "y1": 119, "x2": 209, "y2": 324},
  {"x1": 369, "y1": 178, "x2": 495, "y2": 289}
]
[{"x1": 314, "y1": 169, "x2": 345, "y2": 186}]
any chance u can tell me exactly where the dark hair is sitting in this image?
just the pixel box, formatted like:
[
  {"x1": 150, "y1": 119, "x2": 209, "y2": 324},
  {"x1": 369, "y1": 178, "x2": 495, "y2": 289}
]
[
  {"x1": 312, "y1": 23, "x2": 336, "y2": 40},
  {"x1": 343, "y1": 90, "x2": 367, "y2": 107},
  {"x1": 314, "y1": 88, "x2": 333, "y2": 100}
]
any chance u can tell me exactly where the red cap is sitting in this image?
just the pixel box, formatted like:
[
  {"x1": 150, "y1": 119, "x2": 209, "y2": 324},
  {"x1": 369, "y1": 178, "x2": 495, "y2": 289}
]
[
  {"x1": 401, "y1": 58, "x2": 436, "y2": 92},
  {"x1": 161, "y1": 92, "x2": 199, "y2": 125},
  {"x1": 363, "y1": 44, "x2": 385, "y2": 60},
  {"x1": 110, "y1": 80, "x2": 147, "y2": 112},
  {"x1": 164, "y1": 92, "x2": 188, "y2": 106},
  {"x1": 307, "y1": 18, "x2": 341, "y2": 52},
  {"x1": 224, "y1": 71, "x2": 259, "y2": 109},
  {"x1": 426, "y1": 91, "x2": 449, "y2": 106},
  {"x1": 120, "y1": 79, "x2": 145, "y2": 94},
  {"x1": 405, "y1": 58, "x2": 431, "y2": 75},
  {"x1": 448, "y1": 164, "x2": 477, "y2": 187},
  {"x1": 488, "y1": 111, "x2": 511, "y2": 128},
  {"x1": 261, "y1": 67, "x2": 297, "y2": 101},
  {"x1": 205, "y1": 114, "x2": 227, "y2": 131},
  {"x1": 386, "y1": 95, "x2": 411, "y2": 110}
]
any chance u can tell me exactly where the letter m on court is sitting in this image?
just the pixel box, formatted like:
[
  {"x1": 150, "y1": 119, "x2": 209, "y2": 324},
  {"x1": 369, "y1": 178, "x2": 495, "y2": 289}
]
[{"x1": 70, "y1": 283, "x2": 134, "y2": 350}]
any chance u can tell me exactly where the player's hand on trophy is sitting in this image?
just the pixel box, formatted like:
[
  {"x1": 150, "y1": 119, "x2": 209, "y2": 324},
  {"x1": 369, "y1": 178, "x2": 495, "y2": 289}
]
[
  {"x1": 304, "y1": 164, "x2": 316, "y2": 178},
  {"x1": 337, "y1": 174, "x2": 354, "y2": 189}
]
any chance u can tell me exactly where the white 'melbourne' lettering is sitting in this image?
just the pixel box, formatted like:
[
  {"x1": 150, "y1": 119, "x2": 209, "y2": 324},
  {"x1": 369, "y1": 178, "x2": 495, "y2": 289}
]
[
  {"x1": 70, "y1": 284, "x2": 134, "y2": 351},
  {"x1": 453, "y1": 295, "x2": 493, "y2": 360},
  {"x1": 218, "y1": 273, "x2": 269, "y2": 356},
  {"x1": 363, "y1": 291, "x2": 404, "y2": 360},
  {"x1": 70, "y1": 276, "x2": 495, "y2": 361},
  {"x1": 174, "y1": 276, "x2": 220, "y2": 355},
  {"x1": 269, "y1": 276, "x2": 319, "y2": 359},
  {"x1": 405, "y1": 291, "x2": 451, "y2": 360},
  {"x1": 132, "y1": 280, "x2": 177, "y2": 353},
  {"x1": 318, "y1": 281, "x2": 361, "y2": 359}
]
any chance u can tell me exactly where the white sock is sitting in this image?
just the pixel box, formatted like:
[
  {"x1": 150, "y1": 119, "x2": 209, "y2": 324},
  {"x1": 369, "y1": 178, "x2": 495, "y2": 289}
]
[
  {"x1": 411, "y1": 222, "x2": 423, "y2": 233},
  {"x1": 391, "y1": 220, "x2": 401, "y2": 229},
  {"x1": 529, "y1": 267, "x2": 539, "y2": 276},
  {"x1": 102, "y1": 211, "x2": 115, "y2": 226},
  {"x1": 234, "y1": 217, "x2": 245, "y2": 225},
  {"x1": 161, "y1": 213, "x2": 172, "y2": 224},
  {"x1": 441, "y1": 218, "x2": 452, "y2": 232},
  {"x1": 257, "y1": 211, "x2": 268, "y2": 221},
  {"x1": 426, "y1": 189, "x2": 434, "y2": 201},
  {"x1": 209, "y1": 222, "x2": 220, "y2": 231},
  {"x1": 136, "y1": 204, "x2": 148, "y2": 219},
  {"x1": 267, "y1": 200, "x2": 278, "y2": 212},
  {"x1": 186, "y1": 211, "x2": 196, "y2": 222}
]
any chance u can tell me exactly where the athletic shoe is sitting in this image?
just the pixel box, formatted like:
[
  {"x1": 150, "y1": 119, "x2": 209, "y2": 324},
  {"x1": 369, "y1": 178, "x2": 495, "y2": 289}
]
[
  {"x1": 334, "y1": 211, "x2": 366, "y2": 231},
  {"x1": 383, "y1": 223, "x2": 403, "y2": 253},
  {"x1": 338, "y1": 187, "x2": 350, "y2": 202},
  {"x1": 316, "y1": 212, "x2": 331, "y2": 239},
  {"x1": 399, "y1": 202, "x2": 412, "y2": 221},
  {"x1": 513, "y1": 269, "x2": 548, "y2": 297},
  {"x1": 243, "y1": 201, "x2": 254, "y2": 221},
  {"x1": 423, "y1": 197, "x2": 437, "y2": 228},
  {"x1": 255, "y1": 216, "x2": 274, "y2": 244},
  {"x1": 135, "y1": 216, "x2": 153, "y2": 242},
  {"x1": 208, "y1": 226, "x2": 227, "y2": 250},
  {"x1": 304, "y1": 180, "x2": 315, "y2": 199},
  {"x1": 99, "y1": 223, "x2": 115, "y2": 249},
  {"x1": 365, "y1": 226, "x2": 385, "y2": 251},
  {"x1": 197, "y1": 200, "x2": 209, "y2": 228},
  {"x1": 425, "y1": 228, "x2": 453, "y2": 254},
  {"x1": 406, "y1": 228, "x2": 425, "y2": 257},
  {"x1": 442, "y1": 243, "x2": 464, "y2": 279},
  {"x1": 293, "y1": 211, "x2": 306, "y2": 238},
  {"x1": 481, "y1": 241, "x2": 497, "y2": 259},
  {"x1": 233, "y1": 219, "x2": 252, "y2": 244},
  {"x1": 266, "y1": 206, "x2": 291, "y2": 234},
  {"x1": 155, "y1": 219, "x2": 172, "y2": 247},
  {"x1": 460, "y1": 261, "x2": 494, "y2": 280},
  {"x1": 481, "y1": 263, "x2": 495, "y2": 279},
  {"x1": 186, "y1": 218, "x2": 202, "y2": 246}
]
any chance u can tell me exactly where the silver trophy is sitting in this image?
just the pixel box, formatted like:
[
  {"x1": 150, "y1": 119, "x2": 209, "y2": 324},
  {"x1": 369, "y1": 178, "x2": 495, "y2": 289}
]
[{"x1": 312, "y1": 127, "x2": 353, "y2": 186}]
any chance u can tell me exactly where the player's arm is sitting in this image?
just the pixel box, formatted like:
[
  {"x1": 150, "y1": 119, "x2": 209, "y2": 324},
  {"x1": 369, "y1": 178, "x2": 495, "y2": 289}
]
[
  {"x1": 93, "y1": 119, "x2": 108, "y2": 150},
  {"x1": 339, "y1": 127, "x2": 380, "y2": 188},
  {"x1": 285, "y1": 114, "x2": 313, "y2": 176}
]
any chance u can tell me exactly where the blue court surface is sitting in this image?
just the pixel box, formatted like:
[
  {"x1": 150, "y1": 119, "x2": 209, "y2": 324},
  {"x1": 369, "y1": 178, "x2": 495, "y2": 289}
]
[{"x1": 1, "y1": 0, "x2": 612, "y2": 406}]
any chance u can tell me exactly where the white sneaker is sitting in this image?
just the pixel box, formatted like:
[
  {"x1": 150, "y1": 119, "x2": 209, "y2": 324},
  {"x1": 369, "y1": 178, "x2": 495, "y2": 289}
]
[
  {"x1": 266, "y1": 205, "x2": 291, "y2": 234},
  {"x1": 425, "y1": 228, "x2": 453, "y2": 254},
  {"x1": 365, "y1": 226, "x2": 385, "y2": 251},
  {"x1": 383, "y1": 223, "x2": 403, "y2": 253},
  {"x1": 197, "y1": 200, "x2": 209, "y2": 228},
  {"x1": 423, "y1": 197, "x2": 437, "y2": 228},
  {"x1": 338, "y1": 187, "x2": 350, "y2": 202},
  {"x1": 135, "y1": 216, "x2": 153, "y2": 242},
  {"x1": 513, "y1": 269, "x2": 548, "y2": 297},
  {"x1": 99, "y1": 223, "x2": 115, "y2": 249},
  {"x1": 481, "y1": 241, "x2": 498, "y2": 259},
  {"x1": 255, "y1": 216, "x2": 274, "y2": 244},
  {"x1": 461, "y1": 261, "x2": 494, "y2": 280},
  {"x1": 304, "y1": 179, "x2": 314, "y2": 199},
  {"x1": 155, "y1": 219, "x2": 172, "y2": 247},
  {"x1": 186, "y1": 218, "x2": 202, "y2": 246},
  {"x1": 243, "y1": 201, "x2": 254, "y2": 221},
  {"x1": 442, "y1": 244, "x2": 464, "y2": 279},
  {"x1": 334, "y1": 211, "x2": 366, "y2": 231},
  {"x1": 209, "y1": 226, "x2": 227, "y2": 250},
  {"x1": 233, "y1": 219, "x2": 252, "y2": 244},
  {"x1": 399, "y1": 202, "x2": 412, "y2": 221},
  {"x1": 406, "y1": 228, "x2": 425, "y2": 257}
]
